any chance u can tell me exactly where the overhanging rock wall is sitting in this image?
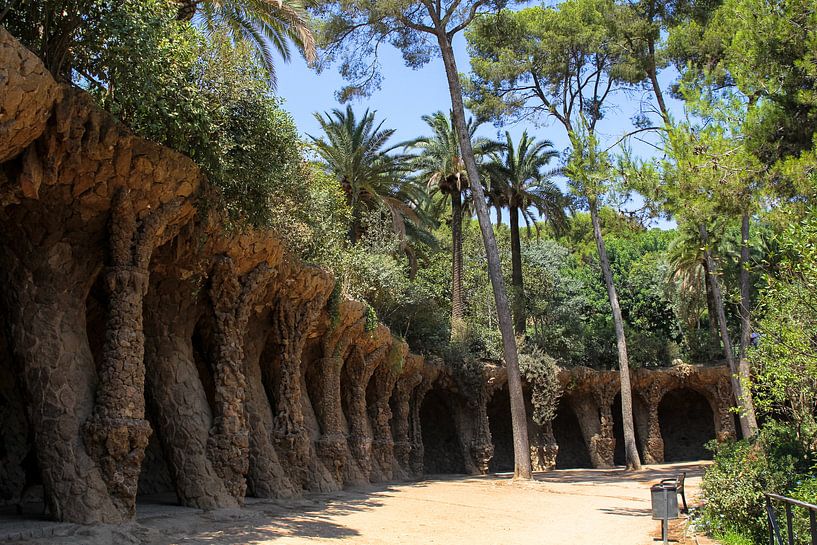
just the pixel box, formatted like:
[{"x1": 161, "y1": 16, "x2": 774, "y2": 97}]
[{"x1": 0, "y1": 27, "x2": 459, "y2": 524}]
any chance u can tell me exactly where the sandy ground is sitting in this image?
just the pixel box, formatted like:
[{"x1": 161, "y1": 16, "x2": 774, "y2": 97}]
[{"x1": 0, "y1": 461, "x2": 710, "y2": 545}]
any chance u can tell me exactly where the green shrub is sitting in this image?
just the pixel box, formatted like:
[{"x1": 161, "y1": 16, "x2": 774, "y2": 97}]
[{"x1": 699, "y1": 422, "x2": 814, "y2": 544}]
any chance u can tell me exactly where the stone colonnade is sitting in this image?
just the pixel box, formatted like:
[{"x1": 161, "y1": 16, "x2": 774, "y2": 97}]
[
  {"x1": 0, "y1": 28, "x2": 471, "y2": 524},
  {"x1": 483, "y1": 364, "x2": 737, "y2": 470}
]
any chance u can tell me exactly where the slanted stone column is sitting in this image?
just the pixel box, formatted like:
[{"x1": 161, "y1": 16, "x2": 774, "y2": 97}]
[
  {"x1": 243, "y1": 315, "x2": 296, "y2": 499},
  {"x1": 144, "y1": 273, "x2": 237, "y2": 509},
  {"x1": 568, "y1": 394, "x2": 609, "y2": 469},
  {"x1": 268, "y1": 270, "x2": 332, "y2": 490},
  {"x1": 641, "y1": 381, "x2": 666, "y2": 464},
  {"x1": 0, "y1": 28, "x2": 61, "y2": 165},
  {"x1": 83, "y1": 192, "x2": 181, "y2": 518},
  {"x1": 201, "y1": 256, "x2": 275, "y2": 503},
  {"x1": 344, "y1": 330, "x2": 390, "y2": 482},
  {"x1": 390, "y1": 354, "x2": 424, "y2": 479},
  {"x1": 711, "y1": 377, "x2": 738, "y2": 442},
  {"x1": 0, "y1": 235, "x2": 118, "y2": 523},
  {"x1": 529, "y1": 419, "x2": 558, "y2": 472},
  {"x1": 592, "y1": 384, "x2": 617, "y2": 468},
  {"x1": 409, "y1": 369, "x2": 439, "y2": 476},
  {"x1": 368, "y1": 339, "x2": 408, "y2": 482},
  {"x1": 310, "y1": 302, "x2": 365, "y2": 486},
  {"x1": 458, "y1": 388, "x2": 494, "y2": 475}
]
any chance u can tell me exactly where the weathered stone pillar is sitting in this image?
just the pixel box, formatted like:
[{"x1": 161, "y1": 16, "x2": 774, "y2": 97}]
[
  {"x1": 409, "y1": 371, "x2": 438, "y2": 476},
  {"x1": 310, "y1": 303, "x2": 365, "y2": 486},
  {"x1": 0, "y1": 240, "x2": 119, "y2": 523},
  {"x1": 368, "y1": 339, "x2": 408, "y2": 482},
  {"x1": 199, "y1": 256, "x2": 275, "y2": 503},
  {"x1": 344, "y1": 330, "x2": 390, "y2": 482},
  {"x1": 529, "y1": 419, "x2": 558, "y2": 472},
  {"x1": 711, "y1": 377, "x2": 738, "y2": 442},
  {"x1": 390, "y1": 355, "x2": 424, "y2": 480},
  {"x1": 243, "y1": 315, "x2": 296, "y2": 499},
  {"x1": 143, "y1": 273, "x2": 237, "y2": 509},
  {"x1": 569, "y1": 394, "x2": 611, "y2": 469},
  {"x1": 593, "y1": 384, "x2": 617, "y2": 468},
  {"x1": 641, "y1": 382, "x2": 666, "y2": 464},
  {"x1": 268, "y1": 270, "x2": 332, "y2": 490},
  {"x1": 83, "y1": 192, "x2": 181, "y2": 518},
  {"x1": 458, "y1": 388, "x2": 494, "y2": 475}
]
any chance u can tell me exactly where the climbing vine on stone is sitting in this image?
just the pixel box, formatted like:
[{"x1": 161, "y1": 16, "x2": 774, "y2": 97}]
[{"x1": 518, "y1": 345, "x2": 562, "y2": 425}]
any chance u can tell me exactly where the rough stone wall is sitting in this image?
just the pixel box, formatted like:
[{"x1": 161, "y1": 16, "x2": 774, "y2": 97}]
[{"x1": 0, "y1": 28, "x2": 438, "y2": 524}]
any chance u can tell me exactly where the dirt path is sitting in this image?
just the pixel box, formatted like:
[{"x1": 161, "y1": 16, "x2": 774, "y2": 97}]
[{"x1": 1, "y1": 462, "x2": 708, "y2": 544}]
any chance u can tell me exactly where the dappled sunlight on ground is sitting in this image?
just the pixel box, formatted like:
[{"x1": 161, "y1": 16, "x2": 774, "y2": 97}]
[{"x1": 0, "y1": 462, "x2": 711, "y2": 544}]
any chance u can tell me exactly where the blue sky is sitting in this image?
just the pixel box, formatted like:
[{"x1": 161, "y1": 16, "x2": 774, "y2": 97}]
[{"x1": 276, "y1": 31, "x2": 681, "y2": 228}]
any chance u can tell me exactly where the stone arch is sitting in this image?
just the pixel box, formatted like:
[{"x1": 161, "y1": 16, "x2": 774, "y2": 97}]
[
  {"x1": 552, "y1": 399, "x2": 592, "y2": 469},
  {"x1": 487, "y1": 385, "x2": 513, "y2": 473},
  {"x1": 420, "y1": 388, "x2": 465, "y2": 474},
  {"x1": 658, "y1": 388, "x2": 716, "y2": 461},
  {"x1": 612, "y1": 393, "x2": 646, "y2": 466}
]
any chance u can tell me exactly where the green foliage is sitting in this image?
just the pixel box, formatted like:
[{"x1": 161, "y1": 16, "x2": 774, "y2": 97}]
[
  {"x1": 699, "y1": 423, "x2": 815, "y2": 544},
  {"x1": 518, "y1": 344, "x2": 562, "y2": 425},
  {"x1": 752, "y1": 209, "x2": 817, "y2": 455},
  {"x1": 386, "y1": 339, "x2": 405, "y2": 373},
  {"x1": 364, "y1": 304, "x2": 378, "y2": 332},
  {"x1": 466, "y1": 0, "x2": 643, "y2": 126},
  {"x1": 309, "y1": 106, "x2": 428, "y2": 244},
  {"x1": 327, "y1": 279, "x2": 343, "y2": 332},
  {"x1": 311, "y1": 0, "x2": 511, "y2": 101},
  {"x1": 190, "y1": 0, "x2": 315, "y2": 88}
]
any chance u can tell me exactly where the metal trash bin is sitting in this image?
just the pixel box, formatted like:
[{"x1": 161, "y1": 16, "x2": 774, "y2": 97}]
[
  {"x1": 651, "y1": 483, "x2": 679, "y2": 544},
  {"x1": 651, "y1": 483, "x2": 679, "y2": 520}
]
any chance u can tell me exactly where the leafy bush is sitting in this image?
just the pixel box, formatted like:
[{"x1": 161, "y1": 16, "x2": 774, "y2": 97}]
[{"x1": 699, "y1": 423, "x2": 815, "y2": 543}]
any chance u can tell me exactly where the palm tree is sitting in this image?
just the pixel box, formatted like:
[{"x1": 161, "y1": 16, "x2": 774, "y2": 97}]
[
  {"x1": 667, "y1": 227, "x2": 722, "y2": 358},
  {"x1": 309, "y1": 105, "x2": 425, "y2": 247},
  {"x1": 404, "y1": 111, "x2": 497, "y2": 341},
  {"x1": 177, "y1": 0, "x2": 316, "y2": 88},
  {"x1": 485, "y1": 131, "x2": 569, "y2": 335}
]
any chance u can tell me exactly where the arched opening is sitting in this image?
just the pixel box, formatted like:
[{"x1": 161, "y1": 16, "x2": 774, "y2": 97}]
[
  {"x1": 303, "y1": 337, "x2": 327, "y2": 436},
  {"x1": 613, "y1": 393, "x2": 645, "y2": 466},
  {"x1": 420, "y1": 389, "x2": 465, "y2": 474},
  {"x1": 137, "y1": 403, "x2": 177, "y2": 501},
  {"x1": 552, "y1": 400, "x2": 592, "y2": 469},
  {"x1": 659, "y1": 388, "x2": 716, "y2": 461},
  {"x1": 191, "y1": 318, "x2": 216, "y2": 412},
  {"x1": 487, "y1": 386, "x2": 513, "y2": 473},
  {"x1": 0, "y1": 317, "x2": 35, "y2": 515}
]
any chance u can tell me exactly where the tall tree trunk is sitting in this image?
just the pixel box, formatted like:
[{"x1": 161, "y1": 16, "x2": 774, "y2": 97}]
[
  {"x1": 702, "y1": 259, "x2": 722, "y2": 359},
  {"x1": 509, "y1": 205, "x2": 526, "y2": 336},
  {"x1": 450, "y1": 190, "x2": 466, "y2": 341},
  {"x1": 647, "y1": 36, "x2": 669, "y2": 124},
  {"x1": 435, "y1": 30, "x2": 532, "y2": 479},
  {"x1": 176, "y1": 0, "x2": 197, "y2": 21},
  {"x1": 737, "y1": 213, "x2": 758, "y2": 436},
  {"x1": 699, "y1": 223, "x2": 758, "y2": 438},
  {"x1": 589, "y1": 199, "x2": 641, "y2": 471},
  {"x1": 738, "y1": 212, "x2": 752, "y2": 362}
]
